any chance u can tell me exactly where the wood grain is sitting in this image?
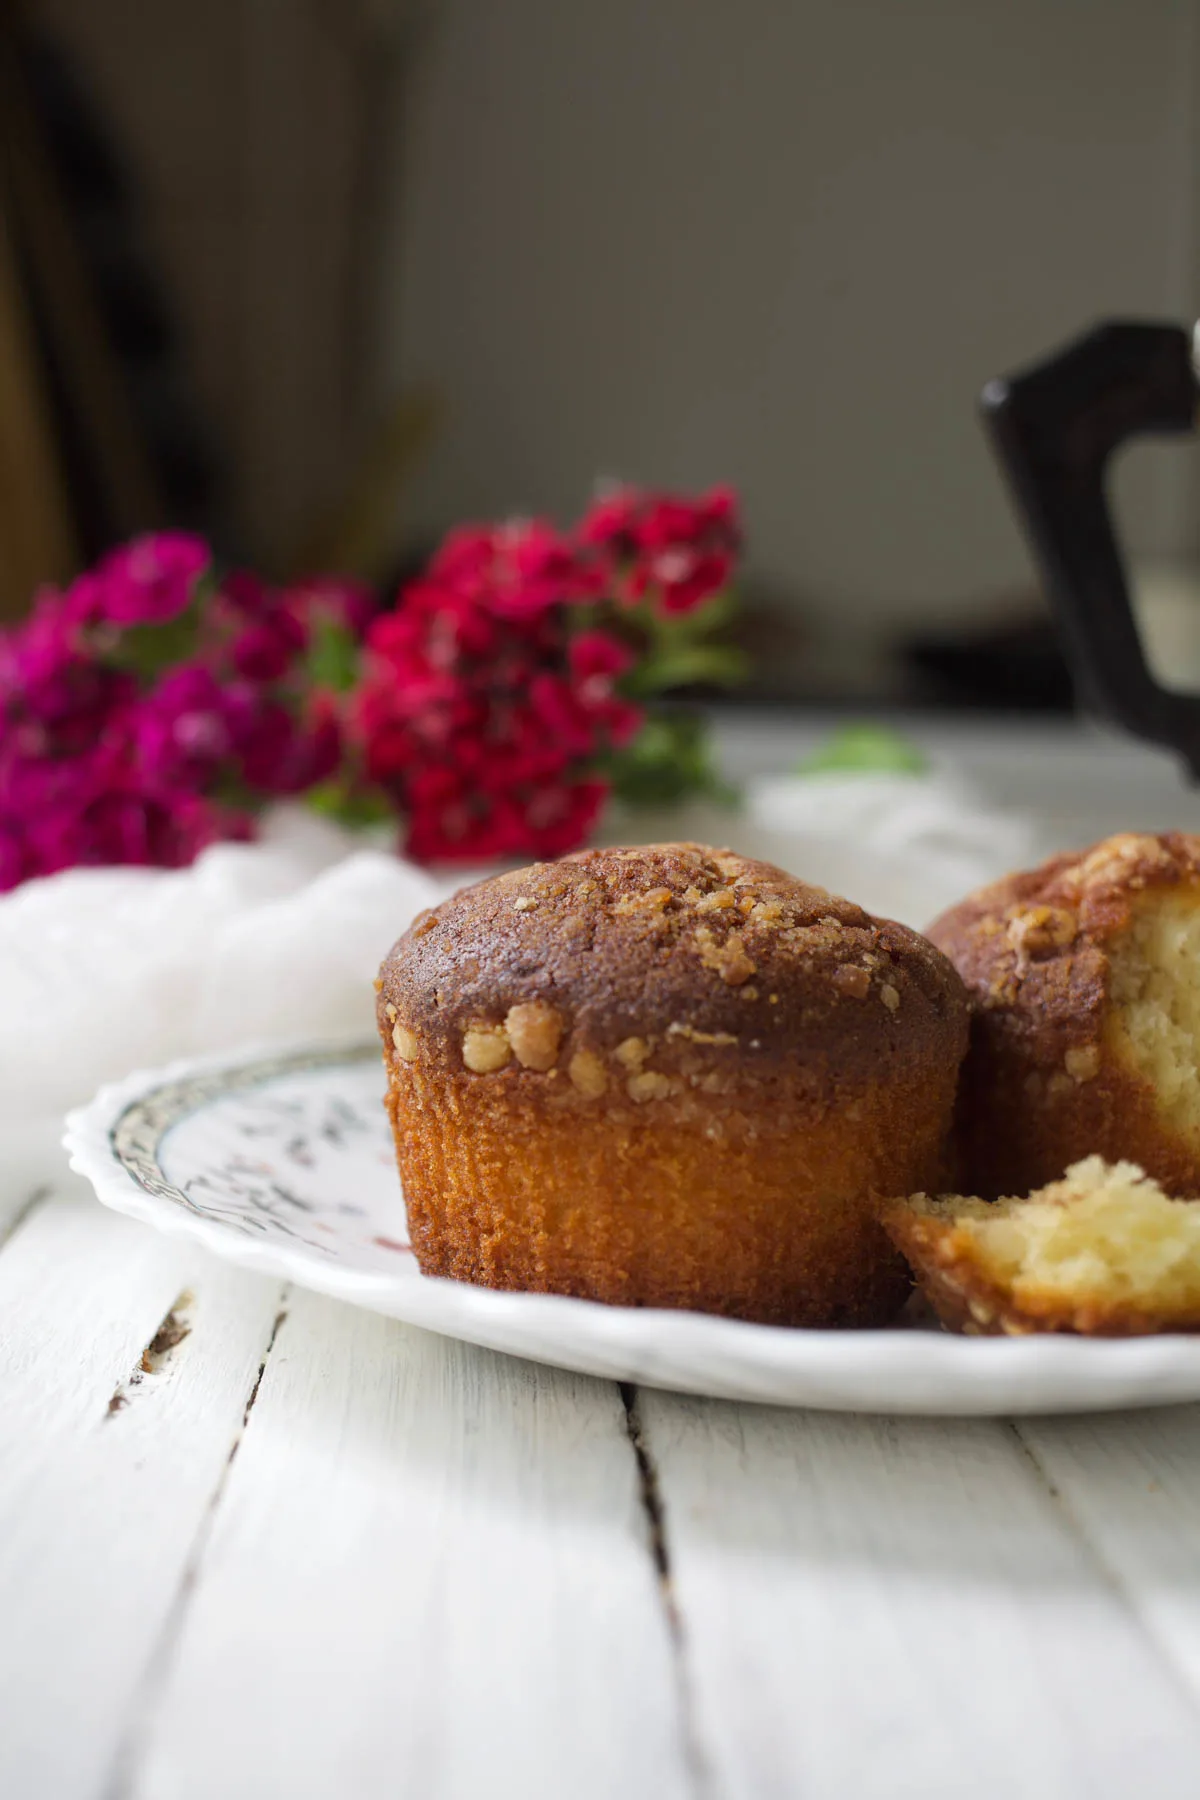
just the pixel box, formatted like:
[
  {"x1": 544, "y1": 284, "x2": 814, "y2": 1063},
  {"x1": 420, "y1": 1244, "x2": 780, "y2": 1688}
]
[
  {"x1": 637, "y1": 1390, "x2": 1200, "y2": 1800},
  {"x1": 1019, "y1": 1409, "x2": 1200, "y2": 1701},
  {"x1": 0, "y1": 1185, "x2": 285, "y2": 1800},
  {"x1": 124, "y1": 1291, "x2": 691, "y2": 1800}
]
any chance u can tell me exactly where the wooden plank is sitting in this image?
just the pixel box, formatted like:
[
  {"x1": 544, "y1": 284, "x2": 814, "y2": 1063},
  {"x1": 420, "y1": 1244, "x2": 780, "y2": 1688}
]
[
  {"x1": 637, "y1": 1390, "x2": 1200, "y2": 1800},
  {"x1": 123, "y1": 1291, "x2": 693, "y2": 1800},
  {"x1": 0, "y1": 1184, "x2": 286, "y2": 1800},
  {"x1": 1018, "y1": 1409, "x2": 1200, "y2": 1701}
]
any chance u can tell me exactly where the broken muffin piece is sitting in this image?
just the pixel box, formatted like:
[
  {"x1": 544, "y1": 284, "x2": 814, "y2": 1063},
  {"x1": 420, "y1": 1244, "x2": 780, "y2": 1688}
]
[
  {"x1": 883, "y1": 1156, "x2": 1200, "y2": 1336},
  {"x1": 929, "y1": 831, "x2": 1200, "y2": 1199}
]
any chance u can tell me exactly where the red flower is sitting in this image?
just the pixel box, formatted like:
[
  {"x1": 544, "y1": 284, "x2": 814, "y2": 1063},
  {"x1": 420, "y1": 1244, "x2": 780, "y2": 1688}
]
[
  {"x1": 351, "y1": 529, "x2": 644, "y2": 861},
  {"x1": 577, "y1": 484, "x2": 740, "y2": 614},
  {"x1": 430, "y1": 519, "x2": 603, "y2": 617}
]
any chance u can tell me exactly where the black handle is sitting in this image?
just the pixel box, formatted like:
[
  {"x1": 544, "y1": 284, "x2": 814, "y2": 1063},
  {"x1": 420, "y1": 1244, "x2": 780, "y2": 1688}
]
[{"x1": 982, "y1": 321, "x2": 1200, "y2": 772}]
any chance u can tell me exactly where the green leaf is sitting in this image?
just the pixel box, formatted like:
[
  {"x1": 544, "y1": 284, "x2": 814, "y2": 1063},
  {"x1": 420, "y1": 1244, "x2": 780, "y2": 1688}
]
[
  {"x1": 305, "y1": 779, "x2": 395, "y2": 827},
  {"x1": 625, "y1": 643, "x2": 750, "y2": 697},
  {"x1": 606, "y1": 711, "x2": 739, "y2": 808},
  {"x1": 307, "y1": 617, "x2": 361, "y2": 694},
  {"x1": 110, "y1": 588, "x2": 208, "y2": 682},
  {"x1": 795, "y1": 723, "x2": 928, "y2": 777}
]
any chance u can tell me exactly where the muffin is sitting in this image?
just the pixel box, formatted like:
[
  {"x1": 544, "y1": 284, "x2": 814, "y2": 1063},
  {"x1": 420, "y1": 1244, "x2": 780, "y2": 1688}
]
[
  {"x1": 883, "y1": 1157, "x2": 1200, "y2": 1336},
  {"x1": 377, "y1": 843, "x2": 969, "y2": 1327},
  {"x1": 929, "y1": 831, "x2": 1200, "y2": 1200}
]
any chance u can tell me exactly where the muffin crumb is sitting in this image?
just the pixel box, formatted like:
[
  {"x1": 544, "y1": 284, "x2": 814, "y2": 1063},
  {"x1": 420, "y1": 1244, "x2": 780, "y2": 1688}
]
[
  {"x1": 462, "y1": 1025, "x2": 512, "y2": 1073},
  {"x1": 832, "y1": 965, "x2": 871, "y2": 1000},
  {"x1": 627, "y1": 1069, "x2": 673, "y2": 1103},
  {"x1": 505, "y1": 1001, "x2": 563, "y2": 1071},
  {"x1": 666, "y1": 1022, "x2": 738, "y2": 1046},
  {"x1": 695, "y1": 925, "x2": 756, "y2": 986},
  {"x1": 568, "y1": 1050, "x2": 608, "y2": 1098},
  {"x1": 1065, "y1": 1044, "x2": 1100, "y2": 1082}
]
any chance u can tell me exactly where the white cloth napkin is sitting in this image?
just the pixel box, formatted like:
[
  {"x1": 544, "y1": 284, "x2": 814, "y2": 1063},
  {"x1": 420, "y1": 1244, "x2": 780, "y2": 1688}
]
[
  {"x1": 3, "y1": 808, "x2": 439, "y2": 1188},
  {"x1": 6, "y1": 775, "x2": 1037, "y2": 1190}
]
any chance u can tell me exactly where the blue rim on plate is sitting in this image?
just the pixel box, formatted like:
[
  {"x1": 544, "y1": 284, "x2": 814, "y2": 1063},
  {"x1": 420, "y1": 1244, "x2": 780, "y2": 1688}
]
[{"x1": 64, "y1": 1036, "x2": 1200, "y2": 1416}]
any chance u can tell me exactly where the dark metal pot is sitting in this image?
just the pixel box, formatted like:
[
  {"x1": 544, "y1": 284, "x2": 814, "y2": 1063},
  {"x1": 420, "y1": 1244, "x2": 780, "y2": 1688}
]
[{"x1": 983, "y1": 321, "x2": 1200, "y2": 772}]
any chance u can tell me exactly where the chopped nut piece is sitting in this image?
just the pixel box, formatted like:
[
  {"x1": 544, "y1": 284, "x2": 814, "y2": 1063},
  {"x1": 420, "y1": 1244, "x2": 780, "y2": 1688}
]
[
  {"x1": 694, "y1": 926, "x2": 757, "y2": 986},
  {"x1": 505, "y1": 1001, "x2": 563, "y2": 1070},
  {"x1": 513, "y1": 896, "x2": 538, "y2": 912},
  {"x1": 666, "y1": 1023, "x2": 738, "y2": 1046},
  {"x1": 462, "y1": 1025, "x2": 512, "y2": 1073},
  {"x1": 627, "y1": 1070, "x2": 673, "y2": 1102},
  {"x1": 568, "y1": 1050, "x2": 608, "y2": 1098},
  {"x1": 410, "y1": 910, "x2": 439, "y2": 938},
  {"x1": 880, "y1": 983, "x2": 901, "y2": 1012},
  {"x1": 831, "y1": 965, "x2": 871, "y2": 1000},
  {"x1": 1008, "y1": 904, "x2": 1077, "y2": 958},
  {"x1": 392, "y1": 1023, "x2": 420, "y2": 1061},
  {"x1": 384, "y1": 1002, "x2": 398, "y2": 1022},
  {"x1": 1077, "y1": 834, "x2": 1168, "y2": 885},
  {"x1": 615, "y1": 889, "x2": 674, "y2": 915},
  {"x1": 1065, "y1": 1044, "x2": 1101, "y2": 1082},
  {"x1": 615, "y1": 1036, "x2": 650, "y2": 1068},
  {"x1": 695, "y1": 889, "x2": 735, "y2": 913}
]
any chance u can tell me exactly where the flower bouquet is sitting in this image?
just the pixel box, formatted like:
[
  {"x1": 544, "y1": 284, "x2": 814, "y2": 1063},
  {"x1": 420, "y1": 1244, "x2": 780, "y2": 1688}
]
[{"x1": 0, "y1": 488, "x2": 744, "y2": 888}]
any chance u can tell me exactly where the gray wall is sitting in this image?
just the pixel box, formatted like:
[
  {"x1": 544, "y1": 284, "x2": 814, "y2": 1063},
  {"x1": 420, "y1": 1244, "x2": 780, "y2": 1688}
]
[{"x1": 384, "y1": 0, "x2": 1200, "y2": 649}]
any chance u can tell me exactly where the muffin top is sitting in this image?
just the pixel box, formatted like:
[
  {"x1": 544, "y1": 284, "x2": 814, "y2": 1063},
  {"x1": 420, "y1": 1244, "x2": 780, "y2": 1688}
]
[
  {"x1": 928, "y1": 831, "x2": 1200, "y2": 1062},
  {"x1": 379, "y1": 843, "x2": 967, "y2": 1093}
]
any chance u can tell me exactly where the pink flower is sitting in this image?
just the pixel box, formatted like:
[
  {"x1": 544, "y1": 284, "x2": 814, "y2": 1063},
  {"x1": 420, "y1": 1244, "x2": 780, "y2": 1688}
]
[
  {"x1": 89, "y1": 533, "x2": 210, "y2": 625},
  {"x1": 134, "y1": 664, "x2": 234, "y2": 786},
  {"x1": 0, "y1": 822, "x2": 27, "y2": 891},
  {"x1": 285, "y1": 575, "x2": 378, "y2": 639},
  {"x1": 231, "y1": 611, "x2": 307, "y2": 682}
]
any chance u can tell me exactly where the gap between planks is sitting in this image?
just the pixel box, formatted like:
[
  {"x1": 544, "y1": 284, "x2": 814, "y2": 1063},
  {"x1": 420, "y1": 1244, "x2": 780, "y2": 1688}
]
[
  {"x1": 621, "y1": 1384, "x2": 714, "y2": 1800},
  {"x1": 1010, "y1": 1417, "x2": 1200, "y2": 1721},
  {"x1": 102, "y1": 1292, "x2": 291, "y2": 1800},
  {"x1": 0, "y1": 1184, "x2": 49, "y2": 1255}
]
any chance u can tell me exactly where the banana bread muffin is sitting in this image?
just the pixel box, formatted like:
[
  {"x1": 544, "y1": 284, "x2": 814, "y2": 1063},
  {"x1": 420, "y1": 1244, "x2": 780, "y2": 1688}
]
[
  {"x1": 884, "y1": 1156, "x2": 1200, "y2": 1336},
  {"x1": 377, "y1": 843, "x2": 969, "y2": 1327},
  {"x1": 929, "y1": 831, "x2": 1200, "y2": 1200}
]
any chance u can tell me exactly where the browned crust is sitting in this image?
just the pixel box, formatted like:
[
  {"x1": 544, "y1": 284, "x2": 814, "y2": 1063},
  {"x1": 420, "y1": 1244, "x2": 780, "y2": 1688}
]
[
  {"x1": 381, "y1": 843, "x2": 968, "y2": 1090},
  {"x1": 927, "y1": 832, "x2": 1200, "y2": 1199},
  {"x1": 376, "y1": 844, "x2": 969, "y2": 1327},
  {"x1": 882, "y1": 1202, "x2": 1200, "y2": 1337}
]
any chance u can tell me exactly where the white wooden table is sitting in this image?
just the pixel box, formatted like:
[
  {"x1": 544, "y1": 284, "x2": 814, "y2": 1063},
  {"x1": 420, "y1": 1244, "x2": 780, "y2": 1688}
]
[{"x1": 7, "y1": 713, "x2": 1200, "y2": 1800}]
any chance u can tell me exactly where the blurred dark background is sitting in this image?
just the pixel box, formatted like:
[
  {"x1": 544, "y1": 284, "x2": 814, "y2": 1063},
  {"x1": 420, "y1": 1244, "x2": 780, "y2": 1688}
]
[{"x1": 4, "y1": 0, "x2": 1200, "y2": 710}]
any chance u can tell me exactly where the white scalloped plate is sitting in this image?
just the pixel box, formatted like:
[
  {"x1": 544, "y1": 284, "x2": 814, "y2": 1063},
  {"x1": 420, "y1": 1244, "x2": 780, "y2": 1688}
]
[{"x1": 64, "y1": 1037, "x2": 1200, "y2": 1415}]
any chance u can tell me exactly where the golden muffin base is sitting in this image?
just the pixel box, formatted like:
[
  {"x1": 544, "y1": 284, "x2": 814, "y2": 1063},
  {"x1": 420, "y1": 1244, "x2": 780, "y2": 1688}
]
[
  {"x1": 383, "y1": 1053, "x2": 951, "y2": 1327},
  {"x1": 929, "y1": 832, "x2": 1200, "y2": 1200},
  {"x1": 379, "y1": 843, "x2": 969, "y2": 1328},
  {"x1": 884, "y1": 1156, "x2": 1200, "y2": 1337}
]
